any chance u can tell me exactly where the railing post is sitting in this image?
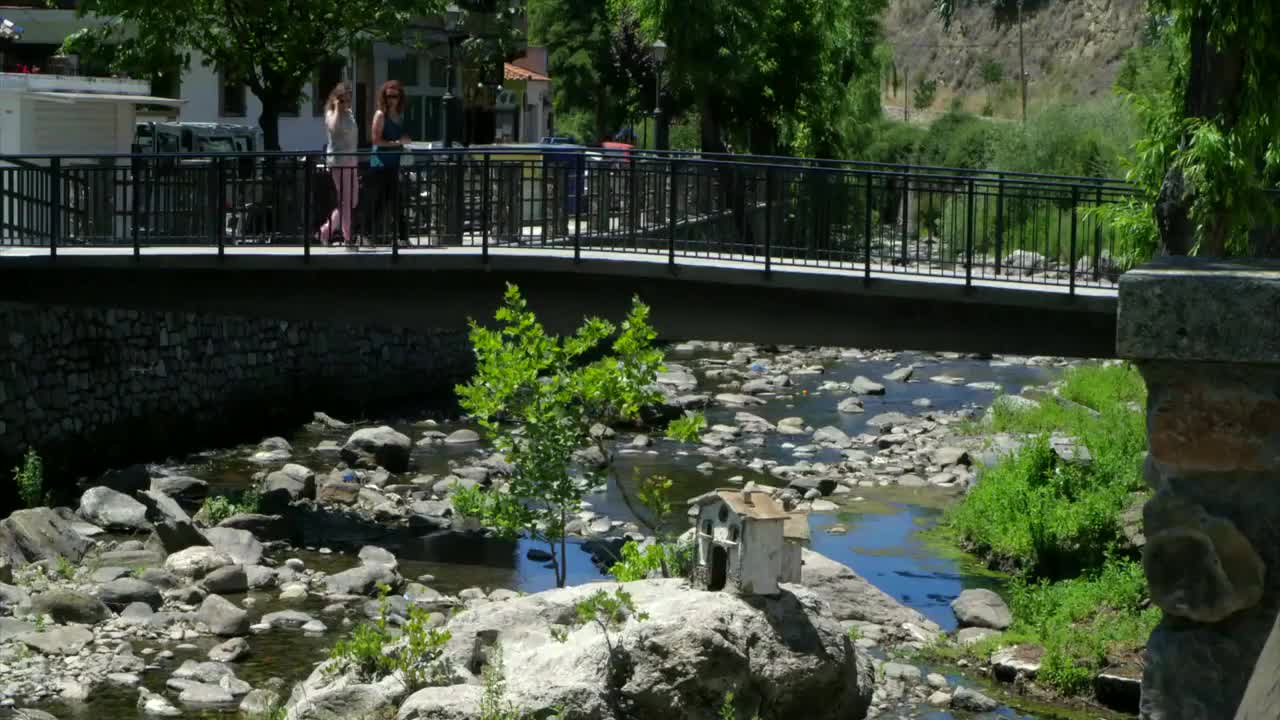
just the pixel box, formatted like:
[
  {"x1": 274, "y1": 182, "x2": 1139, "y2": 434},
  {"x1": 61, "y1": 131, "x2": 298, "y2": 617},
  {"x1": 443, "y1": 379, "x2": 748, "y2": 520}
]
[
  {"x1": 1093, "y1": 185, "x2": 1103, "y2": 281},
  {"x1": 303, "y1": 156, "x2": 312, "y2": 262},
  {"x1": 899, "y1": 169, "x2": 910, "y2": 265},
  {"x1": 573, "y1": 151, "x2": 584, "y2": 263},
  {"x1": 391, "y1": 163, "x2": 401, "y2": 263},
  {"x1": 965, "y1": 178, "x2": 975, "y2": 289},
  {"x1": 482, "y1": 153, "x2": 491, "y2": 264},
  {"x1": 668, "y1": 159, "x2": 678, "y2": 270},
  {"x1": 628, "y1": 156, "x2": 638, "y2": 249},
  {"x1": 763, "y1": 168, "x2": 773, "y2": 277},
  {"x1": 214, "y1": 158, "x2": 225, "y2": 259},
  {"x1": 49, "y1": 157, "x2": 61, "y2": 259},
  {"x1": 1069, "y1": 186, "x2": 1079, "y2": 297},
  {"x1": 131, "y1": 159, "x2": 141, "y2": 259},
  {"x1": 994, "y1": 173, "x2": 1005, "y2": 276},
  {"x1": 863, "y1": 173, "x2": 873, "y2": 285}
]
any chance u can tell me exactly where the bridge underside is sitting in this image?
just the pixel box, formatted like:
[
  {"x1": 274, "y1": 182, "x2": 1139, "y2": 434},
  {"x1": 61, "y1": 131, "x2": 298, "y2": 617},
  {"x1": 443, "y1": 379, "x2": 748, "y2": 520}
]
[{"x1": 0, "y1": 251, "x2": 1117, "y2": 357}]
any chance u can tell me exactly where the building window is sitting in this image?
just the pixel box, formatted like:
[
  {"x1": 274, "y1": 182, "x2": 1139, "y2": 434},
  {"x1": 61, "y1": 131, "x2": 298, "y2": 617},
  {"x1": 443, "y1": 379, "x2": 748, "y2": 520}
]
[
  {"x1": 429, "y1": 57, "x2": 448, "y2": 88},
  {"x1": 386, "y1": 55, "x2": 420, "y2": 87},
  {"x1": 702, "y1": 520, "x2": 712, "y2": 536},
  {"x1": 718, "y1": 506, "x2": 729, "y2": 523},
  {"x1": 314, "y1": 58, "x2": 347, "y2": 116},
  {"x1": 729, "y1": 525, "x2": 739, "y2": 542},
  {"x1": 220, "y1": 74, "x2": 247, "y2": 117}
]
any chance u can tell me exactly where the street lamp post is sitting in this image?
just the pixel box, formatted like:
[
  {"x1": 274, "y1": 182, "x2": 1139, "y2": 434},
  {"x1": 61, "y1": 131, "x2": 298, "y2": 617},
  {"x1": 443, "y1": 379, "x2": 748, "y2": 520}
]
[
  {"x1": 650, "y1": 39, "x2": 667, "y2": 151},
  {"x1": 442, "y1": 4, "x2": 462, "y2": 147}
]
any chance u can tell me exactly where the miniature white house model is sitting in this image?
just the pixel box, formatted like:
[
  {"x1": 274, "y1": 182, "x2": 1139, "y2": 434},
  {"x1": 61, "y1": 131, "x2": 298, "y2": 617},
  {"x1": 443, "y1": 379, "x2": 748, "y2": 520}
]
[{"x1": 692, "y1": 488, "x2": 809, "y2": 595}]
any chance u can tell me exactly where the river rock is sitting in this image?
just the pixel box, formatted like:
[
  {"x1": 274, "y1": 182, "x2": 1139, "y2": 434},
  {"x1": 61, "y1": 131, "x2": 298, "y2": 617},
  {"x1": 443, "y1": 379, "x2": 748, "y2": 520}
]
[
  {"x1": 91, "y1": 565, "x2": 132, "y2": 583},
  {"x1": 13, "y1": 709, "x2": 60, "y2": 720},
  {"x1": 262, "y1": 609, "x2": 317, "y2": 629},
  {"x1": 196, "y1": 593, "x2": 250, "y2": 636},
  {"x1": 341, "y1": 426, "x2": 412, "y2": 472},
  {"x1": 800, "y1": 548, "x2": 940, "y2": 633},
  {"x1": 398, "y1": 685, "x2": 484, "y2": 720},
  {"x1": 202, "y1": 564, "x2": 249, "y2": 594},
  {"x1": 262, "y1": 468, "x2": 315, "y2": 510},
  {"x1": 316, "y1": 471, "x2": 362, "y2": 506},
  {"x1": 991, "y1": 645, "x2": 1043, "y2": 681},
  {"x1": 250, "y1": 437, "x2": 293, "y2": 464},
  {"x1": 218, "y1": 513, "x2": 291, "y2": 542},
  {"x1": 17, "y1": 625, "x2": 94, "y2": 655},
  {"x1": 118, "y1": 601, "x2": 156, "y2": 626},
  {"x1": 79, "y1": 486, "x2": 151, "y2": 531},
  {"x1": 149, "y1": 476, "x2": 209, "y2": 508},
  {"x1": 29, "y1": 589, "x2": 110, "y2": 624},
  {"x1": 988, "y1": 394, "x2": 1040, "y2": 417},
  {"x1": 933, "y1": 447, "x2": 971, "y2": 467},
  {"x1": 716, "y1": 393, "x2": 767, "y2": 407},
  {"x1": 383, "y1": 578, "x2": 873, "y2": 720},
  {"x1": 178, "y1": 682, "x2": 235, "y2": 705},
  {"x1": 867, "y1": 412, "x2": 911, "y2": 430},
  {"x1": 358, "y1": 545, "x2": 398, "y2": 570},
  {"x1": 240, "y1": 688, "x2": 281, "y2": 717},
  {"x1": 138, "y1": 687, "x2": 183, "y2": 716},
  {"x1": 955, "y1": 627, "x2": 998, "y2": 645},
  {"x1": 951, "y1": 589, "x2": 1013, "y2": 630},
  {"x1": 927, "y1": 690, "x2": 952, "y2": 707},
  {"x1": 174, "y1": 659, "x2": 234, "y2": 684},
  {"x1": 813, "y1": 426, "x2": 852, "y2": 448},
  {"x1": 167, "y1": 546, "x2": 234, "y2": 579},
  {"x1": 99, "y1": 577, "x2": 163, "y2": 610},
  {"x1": 952, "y1": 686, "x2": 1000, "y2": 712},
  {"x1": 284, "y1": 676, "x2": 406, "y2": 720},
  {"x1": 837, "y1": 397, "x2": 865, "y2": 413},
  {"x1": 884, "y1": 366, "x2": 914, "y2": 382},
  {"x1": 851, "y1": 376, "x2": 886, "y2": 395},
  {"x1": 137, "y1": 490, "x2": 209, "y2": 553},
  {"x1": 0, "y1": 507, "x2": 92, "y2": 565},
  {"x1": 0, "y1": 617, "x2": 35, "y2": 642},
  {"x1": 325, "y1": 563, "x2": 400, "y2": 596},
  {"x1": 204, "y1": 527, "x2": 264, "y2": 566}
]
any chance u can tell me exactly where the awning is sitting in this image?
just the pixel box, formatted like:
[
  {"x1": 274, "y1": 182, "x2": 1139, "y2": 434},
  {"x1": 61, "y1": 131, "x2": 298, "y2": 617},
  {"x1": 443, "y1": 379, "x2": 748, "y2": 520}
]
[{"x1": 26, "y1": 91, "x2": 186, "y2": 107}]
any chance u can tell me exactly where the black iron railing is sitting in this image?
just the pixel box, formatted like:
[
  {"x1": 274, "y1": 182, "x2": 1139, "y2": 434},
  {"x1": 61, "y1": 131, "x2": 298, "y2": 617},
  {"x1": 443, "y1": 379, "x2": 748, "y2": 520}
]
[{"x1": 0, "y1": 148, "x2": 1141, "y2": 290}]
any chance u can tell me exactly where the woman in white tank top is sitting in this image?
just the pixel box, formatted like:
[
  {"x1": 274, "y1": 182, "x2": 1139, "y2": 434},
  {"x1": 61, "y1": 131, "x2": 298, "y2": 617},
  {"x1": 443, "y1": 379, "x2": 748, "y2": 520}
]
[{"x1": 318, "y1": 82, "x2": 359, "y2": 247}]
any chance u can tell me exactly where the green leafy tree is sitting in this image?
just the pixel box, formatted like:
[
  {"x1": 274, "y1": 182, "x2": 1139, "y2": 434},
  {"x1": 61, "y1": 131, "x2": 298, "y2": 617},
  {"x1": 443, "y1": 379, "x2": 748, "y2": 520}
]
[
  {"x1": 69, "y1": 0, "x2": 450, "y2": 149},
  {"x1": 912, "y1": 75, "x2": 938, "y2": 111},
  {"x1": 13, "y1": 448, "x2": 44, "y2": 509},
  {"x1": 455, "y1": 284, "x2": 663, "y2": 588}
]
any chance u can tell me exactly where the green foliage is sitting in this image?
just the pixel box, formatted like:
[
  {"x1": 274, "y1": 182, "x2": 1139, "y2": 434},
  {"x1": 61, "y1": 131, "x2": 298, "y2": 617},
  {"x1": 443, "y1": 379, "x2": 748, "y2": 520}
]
[
  {"x1": 55, "y1": 556, "x2": 76, "y2": 581},
  {"x1": 330, "y1": 587, "x2": 453, "y2": 690},
  {"x1": 912, "y1": 75, "x2": 938, "y2": 110},
  {"x1": 718, "y1": 690, "x2": 763, "y2": 720},
  {"x1": 455, "y1": 284, "x2": 663, "y2": 587},
  {"x1": 946, "y1": 364, "x2": 1147, "y2": 578},
  {"x1": 664, "y1": 412, "x2": 706, "y2": 443},
  {"x1": 202, "y1": 491, "x2": 261, "y2": 526},
  {"x1": 989, "y1": 100, "x2": 1137, "y2": 179},
  {"x1": 609, "y1": 539, "x2": 691, "y2": 581},
  {"x1": 69, "y1": 0, "x2": 461, "y2": 148},
  {"x1": 1007, "y1": 559, "x2": 1160, "y2": 694},
  {"x1": 13, "y1": 448, "x2": 44, "y2": 509},
  {"x1": 979, "y1": 59, "x2": 1004, "y2": 85},
  {"x1": 864, "y1": 121, "x2": 926, "y2": 165},
  {"x1": 573, "y1": 587, "x2": 648, "y2": 655}
]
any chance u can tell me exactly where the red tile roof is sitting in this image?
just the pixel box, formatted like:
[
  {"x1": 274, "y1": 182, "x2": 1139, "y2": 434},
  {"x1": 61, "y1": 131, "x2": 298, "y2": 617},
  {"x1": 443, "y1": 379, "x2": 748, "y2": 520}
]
[{"x1": 504, "y1": 63, "x2": 550, "y2": 82}]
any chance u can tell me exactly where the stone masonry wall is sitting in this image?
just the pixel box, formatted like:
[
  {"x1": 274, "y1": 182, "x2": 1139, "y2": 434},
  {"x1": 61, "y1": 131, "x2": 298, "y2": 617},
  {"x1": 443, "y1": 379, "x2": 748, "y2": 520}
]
[{"x1": 0, "y1": 301, "x2": 472, "y2": 500}]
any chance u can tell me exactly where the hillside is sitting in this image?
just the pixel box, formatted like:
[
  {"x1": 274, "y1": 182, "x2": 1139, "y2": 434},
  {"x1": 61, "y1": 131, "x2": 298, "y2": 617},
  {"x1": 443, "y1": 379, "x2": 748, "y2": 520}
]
[{"x1": 882, "y1": 0, "x2": 1148, "y2": 119}]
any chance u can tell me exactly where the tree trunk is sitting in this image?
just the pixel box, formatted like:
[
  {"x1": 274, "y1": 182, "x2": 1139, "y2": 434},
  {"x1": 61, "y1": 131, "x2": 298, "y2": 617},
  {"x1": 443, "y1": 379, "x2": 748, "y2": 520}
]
[
  {"x1": 594, "y1": 86, "x2": 608, "y2": 144},
  {"x1": 257, "y1": 96, "x2": 282, "y2": 152},
  {"x1": 558, "y1": 506, "x2": 568, "y2": 588},
  {"x1": 1155, "y1": 12, "x2": 1245, "y2": 257}
]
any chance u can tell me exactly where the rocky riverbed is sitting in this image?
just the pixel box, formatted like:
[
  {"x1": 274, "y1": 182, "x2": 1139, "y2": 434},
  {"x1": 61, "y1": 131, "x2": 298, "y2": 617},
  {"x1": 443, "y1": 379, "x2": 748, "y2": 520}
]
[{"x1": 0, "y1": 343, "x2": 1120, "y2": 719}]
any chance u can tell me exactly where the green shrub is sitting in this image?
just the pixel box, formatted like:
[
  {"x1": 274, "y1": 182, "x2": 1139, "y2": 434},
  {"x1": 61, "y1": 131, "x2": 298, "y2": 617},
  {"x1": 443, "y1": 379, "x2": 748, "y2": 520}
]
[
  {"x1": 609, "y1": 540, "x2": 693, "y2": 581},
  {"x1": 912, "y1": 75, "x2": 938, "y2": 110},
  {"x1": 669, "y1": 114, "x2": 702, "y2": 152},
  {"x1": 979, "y1": 59, "x2": 1005, "y2": 85},
  {"x1": 665, "y1": 412, "x2": 706, "y2": 443},
  {"x1": 13, "y1": 448, "x2": 44, "y2": 509},
  {"x1": 864, "y1": 121, "x2": 926, "y2": 165},
  {"x1": 988, "y1": 100, "x2": 1136, "y2": 179},
  {"x1": 329, "y1": 586, "x2": 453, "y2": 690},
  {"x1": 202, "y1": 491, "x2": 260, "y2": 525}
]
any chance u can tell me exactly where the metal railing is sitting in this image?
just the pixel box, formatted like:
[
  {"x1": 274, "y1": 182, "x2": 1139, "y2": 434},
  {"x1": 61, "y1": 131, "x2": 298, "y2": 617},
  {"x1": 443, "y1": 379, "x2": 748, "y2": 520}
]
[{"x1": 0, "y1": 148, "x2": 1141, "y2": 290}]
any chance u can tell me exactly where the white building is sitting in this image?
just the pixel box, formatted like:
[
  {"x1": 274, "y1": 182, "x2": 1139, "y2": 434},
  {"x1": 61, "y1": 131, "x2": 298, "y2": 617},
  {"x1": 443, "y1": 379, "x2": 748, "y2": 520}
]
[{"x1": 691, "y1": 489, "x2": 808, "y2": 595}]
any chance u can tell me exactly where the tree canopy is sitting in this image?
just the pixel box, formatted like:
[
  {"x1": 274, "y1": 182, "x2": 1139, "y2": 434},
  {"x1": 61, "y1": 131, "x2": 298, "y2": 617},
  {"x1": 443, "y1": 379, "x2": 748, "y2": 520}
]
[{"x1": 69, "y1": 0, "x2": 450, "y2": 149}]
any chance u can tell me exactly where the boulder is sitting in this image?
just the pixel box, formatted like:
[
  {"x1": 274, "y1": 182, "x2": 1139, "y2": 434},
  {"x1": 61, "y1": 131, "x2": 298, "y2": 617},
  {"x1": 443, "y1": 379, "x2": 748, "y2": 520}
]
[
  {"x1": 932, "y1": 447, "x2": 971, "y2": 468},
  {"x1": 358, "y1": 546, "x2": 398, "y2": 570},
  {"x1": 284, "y1": 677, "x2": 406, "y2": 720},
  {"x1": 178, "y1": 682, "x2": 235, "y2": 706},
  {"x1": 1002, "y1": 250, "x2": 1049, "y2": 275},
  {"x1": 138, "y1": 687, "x2": 183, "y2": 716},
  {"x1": 324, "y1": 564, "x2": 400, "y2": 596},
  {"x1": 77, "y1": 487, "x2": 151, "y2": 532},
  {"x1": 851, "y1": 376, "x2": 886, "y2": 395},
  {"x1": 788, "y1": 477, "x2": 837, "y2": 497},
  {"x1": 29, "y1": 589, "x2": 110, "y2": 624},
  {"x1": 383, "y1": 579, "x2": 873, "y2": 720},
  {"x1": 956, "y1": 627, "x2": 998, "y2": 646},
  {"x1": 245, "y1": 564, "x2": 278, "y2": 590},
  {"x1": 240, "y1": 688, "x2": 281, "y2": 717},
  {"x1": 813, "y1": 426, "x2": 852, "y2": 448},
  {"x1": 316, "y1": 472, "x2": 362, "y2": 506},
  {"x1": 136, "y1": 490, "x2": 209, "y2": 554},
  {"x1": 250, "y1": 437, "x2": 293, "y2": 464},
  {"x1": 149, "y1": 476, "x2": 209, "y2": 508},
  {"x1": 204, "y1": 527, "x2": 264, "y2": 566},
  {"x1": 800, "y1": 549, "x2": 940, "y2": 632},
  {"x1": 261, "y1": 609, "x2": 317, "y2": 629},
  {"x1": 0, "y1": 508, "x2": 91, "y2": 565},
  {"x1": 0, "y1": 617, "x2": 35, "y2": 642},
  {"x1": 952, "y1": 686, "x2": 1000, "y2": 712},
  {"x1": 99, "y1": 577, "x2": 163, "y2": 610},
  {"x1": 836, "y1": 397, "x2": 864, "y2": 414},
  {"x1": 341, "y1": 426, "x2": 413, "y2": 473},
  {"x1": 166, "y1": 546, "x2": 234, "y2": 579},
  {"x1": 218, "y1": 513, "x2": 292, "y2": 543},
  {"x1": 398, "y1": 685, "x2": 484, "y2": 720},
  {"x1": 866, "y1": 412, "x2": 912, "y2": 430},
  {"x1": 17, "y1": 625, "x2": 95, "y2": 655},
  {"x1": 884, "y1": 366, "x2": 914, "y2": 383},
  {"x1": 202, "y1": 565, "x2": 249, "y2": 595},
  {"x1": 444, "y1": 429, "x2": 481, "y2": 445},
  {"x1": 196, "y1": 594, "x2": 250, "y2": 637},
  {"x1": 951, "y1": 588, "x2": 1013, "y2": 630}
]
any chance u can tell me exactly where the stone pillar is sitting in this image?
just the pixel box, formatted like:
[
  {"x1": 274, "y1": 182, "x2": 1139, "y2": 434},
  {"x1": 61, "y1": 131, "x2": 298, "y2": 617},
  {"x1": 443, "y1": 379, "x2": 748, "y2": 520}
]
[{"x1": 1118, "y1": 258, "x2": 1280, "y2": 720}]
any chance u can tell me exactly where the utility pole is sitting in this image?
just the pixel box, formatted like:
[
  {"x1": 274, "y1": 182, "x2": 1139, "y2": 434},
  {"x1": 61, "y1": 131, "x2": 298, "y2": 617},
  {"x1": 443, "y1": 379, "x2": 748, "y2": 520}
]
[
  {"x1": 1018, "y1": 0, "x2": 1027, "y2": 124},
  {"x1": 903, "y1": 64, "x2": 909, "y2": 123}
]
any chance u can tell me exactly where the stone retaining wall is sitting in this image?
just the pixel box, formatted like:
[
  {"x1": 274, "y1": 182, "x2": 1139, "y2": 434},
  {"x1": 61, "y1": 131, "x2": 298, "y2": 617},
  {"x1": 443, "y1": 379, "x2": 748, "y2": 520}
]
[{"x1": 0, "y1": 301, "x2": 472, "y2": 502}]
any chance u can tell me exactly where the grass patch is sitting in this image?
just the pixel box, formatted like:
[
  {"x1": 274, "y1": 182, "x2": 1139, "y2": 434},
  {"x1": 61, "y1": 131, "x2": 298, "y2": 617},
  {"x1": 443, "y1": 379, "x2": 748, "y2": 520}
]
[
  {"x1": 201, "y1": 490, "x2": 261, "y2": 525},
  {"x1": 932, "y1": 363, "x2": 1156, "y2": 698}
]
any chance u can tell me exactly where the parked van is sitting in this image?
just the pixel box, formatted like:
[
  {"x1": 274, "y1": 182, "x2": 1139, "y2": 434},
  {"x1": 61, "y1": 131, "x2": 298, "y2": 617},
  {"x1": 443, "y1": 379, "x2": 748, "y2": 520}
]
[{"x1": 133, "y1": 122, "x2": 263, "y2": 154}]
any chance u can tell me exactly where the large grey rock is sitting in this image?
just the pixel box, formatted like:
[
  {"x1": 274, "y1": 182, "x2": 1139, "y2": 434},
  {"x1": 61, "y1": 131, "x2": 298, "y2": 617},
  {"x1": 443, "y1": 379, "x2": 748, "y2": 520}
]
[
  {"x1": 324, "y1": 563, "x2": 400, "y2": 596},
  {"x1": 358, "y1": 545, "x2": 398, "y2": 570},
  {"x1": 209, "y1": 637, "x2": 250, "y2": 663},
  {"x1": 851, "y1": 376, "x2": 886, "y2": 395},
  {"x1": 340, "y1": 426, "x2": 413, "y2": 473},
  {"x1": 137, "y1": 490, "x2": 209, "y2": 554},
  {"x1": 952, "y1": 686, "x2": 1000, "y2": 712},
  {"x1": 0, "y1": 617, "x2": 36, "y2": 642},
  {"x1": 218, "y1": 513, "x2": 291, "y2": 542},
  {"x1": 262, "y1": 466, "x2": 316, "y2": 510},
  {"x1": 397, "y1": 685, "x2": 484, "y2": 720},
  {"x1": 444, "y1": 429, "x2": 481, "y2": 445},
  {"x1": 149, "y1": 476, "x2": 209, "y2": 508},
  {"x1": 202, "y1": 564, "x2": 249, "y2": 595},
  {"x1": 138, "y1": 687, "x2": 183, "y2": 716},
  {"x1": 262, "y1": 610, "x2": 317, "y2": 629},
  {"x1": 800, "y1": 549, "x2": 940, "y2": 632},
  {"x1": 178, "y1": 682, "x2": 235, "y2": 706},
  {"x1": 80, "y1": 486, "x2": 151, "y2": 531},
  {"x1": 316, "y1": 472, "x2": 362, "y2": 506},
  {"x1": 284, "y1": 676, "x2": 406, "y2": 720},
  {"x1": 196, "y1": 594, "x2": 250, "y2": 637},
  {"x1": 373, "y1": 578, "x2": 873, "y2": 720},
  {"x1": 13, "y1": 709, "x2": 59, "y2": 720},
  {"x1": 173, "y1": 659, "x2": 234, "y2": 684},
  {"x1": 166, "y1": 546, "x2": 233, "y2": 579},
  {"x1": 204, "y1": 527, "x2": 264, "y2": 566},
  {"x1": 837, "y1": 397, "x2": 864, "y2": 414},
  {"x1": 951, "y1": 589, "x2": 1013, "y2": 630},
  {"x1": 29, "y1": 589, "x2": 110, "y2": 624},
  {"x1": 0, "y1": 583, "x2": 29, "y2": 615},
  {"x1": 240, "y1": 688, "x2": 282, "y2": 717},
  {"x1": 99, "y1": 577, "x2": 163, "y2": 610},
  {"x1": 1, "y1": 507, "x2": 92, "y2": 564},
  {"x1": 866, "y1": 412, "x2": 912, "y2": 430},
  {"x1": 884, "y1": 366, "x2": 915, "y2": 382},
  {"x1": 17, "y1": 625, "x2": 94, "y2": 655},
  {"x1": 813, "y1": 426, "x2": 852, "y2": 448}
]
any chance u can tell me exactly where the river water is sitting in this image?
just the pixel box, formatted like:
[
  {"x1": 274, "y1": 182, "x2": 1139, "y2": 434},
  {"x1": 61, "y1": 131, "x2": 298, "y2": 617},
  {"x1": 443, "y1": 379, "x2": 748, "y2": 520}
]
[{"x1": 33, "y1": 346, "x2": 1116, "y2": 720}]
